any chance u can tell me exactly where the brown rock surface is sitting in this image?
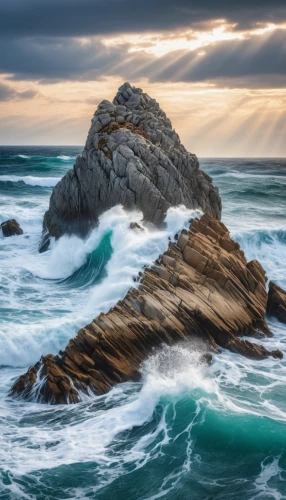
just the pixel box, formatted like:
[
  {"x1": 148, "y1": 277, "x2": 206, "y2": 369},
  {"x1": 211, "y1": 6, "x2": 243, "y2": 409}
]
[
  {"x1": 10, "y1": 214, "x2": 282, "y2": 404},
  {"x1": 267, "y1": 281, "x2": 286, "y2": 323},
  {"x1": 1, "y1": 219, "x2": 23, "y2": 237}
]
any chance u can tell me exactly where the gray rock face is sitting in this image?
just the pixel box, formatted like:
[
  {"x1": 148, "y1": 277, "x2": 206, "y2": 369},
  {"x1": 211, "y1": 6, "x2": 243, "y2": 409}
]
[{"x1": 40, "y1": 82, "x2": 221, "y2": 251}]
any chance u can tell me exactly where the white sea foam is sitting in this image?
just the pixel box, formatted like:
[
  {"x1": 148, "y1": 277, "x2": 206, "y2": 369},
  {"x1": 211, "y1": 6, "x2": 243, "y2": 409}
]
[
  {"x1": 0, "y1": 175, "x2": 60, "y2": 187},
  {"x1": 17, "y1": 154, "x2": 30, "y2": 159},
  {"x1": 0, "y1": 205, "x2": 200, "y2": 367},
  {"x1": 216, "y1": 171, "x2": 286, "y2": 183},
  {"x1": 2, "y1": 337, "x2": 285, "y2": 485},
  {"x1": 0, "y1": 344, "x2": 215, "y2": 477},
  {"x1": 0, "y1": 321, "x2": 285, "y2": 497},
  {"x1": 57, "y1": 155, "x2": 74, "y2": 160},
  {"x1": 253, "y1": 455, "x2": 284, "y2": 500},
  {"x1": 232, "y1": 228, "x2": 286, "y2": 289}
]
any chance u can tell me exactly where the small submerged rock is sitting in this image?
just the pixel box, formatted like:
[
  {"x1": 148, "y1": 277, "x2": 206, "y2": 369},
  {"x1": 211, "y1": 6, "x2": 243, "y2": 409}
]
[
  {"x1": 199, "y1": 353, "x2": 213, "y2": 365},
  {"x1": 226, "y1": 338, "x2": 283, "y2": 360},
  {"x1": 1, "y1": 219, "x2": 23, "y2": 237},
  {"x1": 129, "y1": 221, "x2": 144, "y2": 232}
]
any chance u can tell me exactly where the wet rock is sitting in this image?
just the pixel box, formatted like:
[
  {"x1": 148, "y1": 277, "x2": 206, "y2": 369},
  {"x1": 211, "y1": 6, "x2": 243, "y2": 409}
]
[
  {"x1": 226, "y1": 338, "x2": 282, "y2": 361},
  {"x1": 39, "y1": 82, "x2": 221, "y2": 251},
  {"x1": 129, "y1": 222, "x2": 144, "y2": 232},
  {"x1": 11, "y1": 214, "x2": 282, "y2": 405},
  {"x1": 267, "y1": 281, "x2": 286, "y2": 323},
  {"x1": 1, "y1": 219, "x2": 23, "y2": 237},
  {"x1": 199, "y1": 353, "x2": 213, "y2": 365},
  {"x1": 270, "y1": 349, "x2": 284, "y2": 359}
]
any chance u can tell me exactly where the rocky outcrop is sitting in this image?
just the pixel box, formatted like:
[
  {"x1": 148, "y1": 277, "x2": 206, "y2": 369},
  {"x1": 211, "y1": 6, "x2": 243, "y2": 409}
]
[
  {"x1": 11, "y1": 214, "x2": 282, "y2": 404},
  {"x1": 1, "y1": 219, "x2": 23, "y2": 237},
  {"x1": 267, "y1": 281, "x2": 286, "y2": 323},
  {"x1": 39, "y1": 82, "x2": 221, "y2": 251}
]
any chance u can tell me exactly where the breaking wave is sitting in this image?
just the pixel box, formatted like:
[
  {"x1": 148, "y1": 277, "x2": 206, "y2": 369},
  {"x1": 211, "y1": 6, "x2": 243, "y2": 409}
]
[
  {"x1": 0, "y1": 175, "x2": 61, "y2": 187},
  {"x1": 56, "y1": 155, "x2": 75, "y2": 160},
  {"x1": 0, "y1": 205, "x2": 200, "y2": 368}
]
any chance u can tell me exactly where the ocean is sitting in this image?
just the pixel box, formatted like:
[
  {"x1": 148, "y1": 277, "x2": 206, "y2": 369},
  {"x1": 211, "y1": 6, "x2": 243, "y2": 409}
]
[{"x1": 0, "y1": 147, "x2": 285, "y2": 500}]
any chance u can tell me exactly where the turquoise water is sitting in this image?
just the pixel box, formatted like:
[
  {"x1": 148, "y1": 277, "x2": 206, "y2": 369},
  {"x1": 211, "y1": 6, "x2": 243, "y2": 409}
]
[{"x1": 0, "y1": 148, "x2": 286, "y2": 499}]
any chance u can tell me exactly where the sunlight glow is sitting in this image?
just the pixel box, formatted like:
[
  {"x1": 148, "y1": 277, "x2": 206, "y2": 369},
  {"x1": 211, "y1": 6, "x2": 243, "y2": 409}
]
[{"x1": 102, "y1": 22, "x2": 286, "y2": 57}]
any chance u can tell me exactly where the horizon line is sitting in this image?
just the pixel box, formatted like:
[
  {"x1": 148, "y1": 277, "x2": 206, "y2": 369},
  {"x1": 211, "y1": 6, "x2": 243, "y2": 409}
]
[{"x1": 0, "y1": 146, "x2": 285, "y2": 159}]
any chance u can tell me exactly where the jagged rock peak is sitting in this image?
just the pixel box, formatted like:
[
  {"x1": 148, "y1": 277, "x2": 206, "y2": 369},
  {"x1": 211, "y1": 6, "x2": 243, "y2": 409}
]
[{"x1": 40, "y1": 82, "x2": 221, "y2": 251}]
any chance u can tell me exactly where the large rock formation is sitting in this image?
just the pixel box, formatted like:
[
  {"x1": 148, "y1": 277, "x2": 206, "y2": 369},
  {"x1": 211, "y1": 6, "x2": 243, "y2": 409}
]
[
  {"x1": 11, "y1": 214, "x2": 282, "y2": 404},
  {"x1": 39, "y1": 82, "x2": 221, "y2": 251},
  {"x1": 267, "y1": 281, "x2": 286, "y2": 323}
]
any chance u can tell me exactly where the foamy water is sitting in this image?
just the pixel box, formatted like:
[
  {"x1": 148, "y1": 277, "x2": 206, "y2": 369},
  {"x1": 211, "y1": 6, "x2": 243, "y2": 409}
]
[{"x1": 0, "y1": 203, "x2": 199, "y2": 367}]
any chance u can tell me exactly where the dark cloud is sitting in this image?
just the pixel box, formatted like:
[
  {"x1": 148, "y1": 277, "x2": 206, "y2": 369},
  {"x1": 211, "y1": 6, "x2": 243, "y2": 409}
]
[
  {"x1": 0, "y1": 83, "x2": 15, "y2": 101},
  {"x1": 0, "y1": 0, "x2": 285, "y2": 37},
  {"x1": 18, "y1": 89, "x2": 38, "y2": 99},
  {"x1": 0, "y1": 30, "x2": 285, "y2": 89},
  {"x1": 0, "y1": 37, "x2": 152, "y2": 81},
  {"x1": 0, "y1": 82, "x2": 38, "y2": 101}
]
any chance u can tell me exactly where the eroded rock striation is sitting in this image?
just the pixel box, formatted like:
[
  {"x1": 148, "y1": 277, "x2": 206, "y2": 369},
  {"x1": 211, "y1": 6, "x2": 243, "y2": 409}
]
[
  {"x1": 40, "y1": 82, "x2": 221, "y2": 251},
  {"x1": 267, "y1": 281, "x2": 286, "y2": 323},
  {"x1": 11, "y1": 214, "x2": 282, "y2": 404}
]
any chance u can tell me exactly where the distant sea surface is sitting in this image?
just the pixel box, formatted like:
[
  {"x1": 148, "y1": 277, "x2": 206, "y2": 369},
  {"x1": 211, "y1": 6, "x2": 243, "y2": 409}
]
[{"x1": 0, "y1": 146, "x2": 286, "y2": 500}]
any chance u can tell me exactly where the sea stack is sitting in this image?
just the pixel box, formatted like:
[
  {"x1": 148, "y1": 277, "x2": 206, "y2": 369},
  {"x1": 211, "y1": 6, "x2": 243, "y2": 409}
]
[{"x1": 39, "y1": 82, "x2": 221, "y2": 251}]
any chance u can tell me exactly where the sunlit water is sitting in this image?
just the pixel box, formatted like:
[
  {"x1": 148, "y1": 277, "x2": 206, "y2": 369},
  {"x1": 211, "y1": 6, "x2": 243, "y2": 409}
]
[{"x1": 0, "y1": 148, "x2": 285, "y2": 499}]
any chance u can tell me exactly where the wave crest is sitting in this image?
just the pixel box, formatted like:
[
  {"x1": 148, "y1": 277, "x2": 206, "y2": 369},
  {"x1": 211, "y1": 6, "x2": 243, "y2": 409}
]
[{"x1": 0, "y1": 175, "x2": 60, "y2": 187}]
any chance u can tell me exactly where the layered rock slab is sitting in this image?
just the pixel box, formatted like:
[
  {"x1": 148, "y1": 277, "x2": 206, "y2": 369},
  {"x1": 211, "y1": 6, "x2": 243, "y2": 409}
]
[
  {"x1": 11, "y1": 214, "x2": 282, "y2": 404},
  {"x1": 40, "y1": 83, "x2": 221, "y2": 251},
  {"x1": 267, "y1": 281, "x2": 286, "y2": 323}
]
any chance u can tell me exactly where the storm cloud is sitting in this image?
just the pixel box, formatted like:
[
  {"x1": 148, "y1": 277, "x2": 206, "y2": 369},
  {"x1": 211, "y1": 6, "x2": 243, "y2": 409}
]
[
  {"x1": 0, "y1": 0, "x2": 286, "y2": 36},
  {"x1": 0, "y1": 29, "x2": 285, "y2": 88},
  {"x1": 144, "y1": 29, "x2": 286, "y2": 85},
  {"x1": 0, "y1": 0, "x2": 284, "y2": 153}
]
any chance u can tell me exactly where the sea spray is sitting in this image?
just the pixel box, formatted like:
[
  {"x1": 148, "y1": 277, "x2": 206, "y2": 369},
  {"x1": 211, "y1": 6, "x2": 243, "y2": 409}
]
[
  {"x1": 0, "y1": 344, "x2": 218, "y2": 474},
  {"x1": 233, "y1": 229, "x2": 286, "y2": 289},
  {"x1": 0, "y1": 204, "x2": 200, "y2": 367},
  {"x1": 1, "y1": 339, "x2": 285, "y2": 498}
]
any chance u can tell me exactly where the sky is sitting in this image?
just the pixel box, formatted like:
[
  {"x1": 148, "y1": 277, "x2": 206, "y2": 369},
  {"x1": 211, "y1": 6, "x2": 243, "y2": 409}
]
[{"x1": 0, "y1": 0, "x2": 285, "y2": 156}]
